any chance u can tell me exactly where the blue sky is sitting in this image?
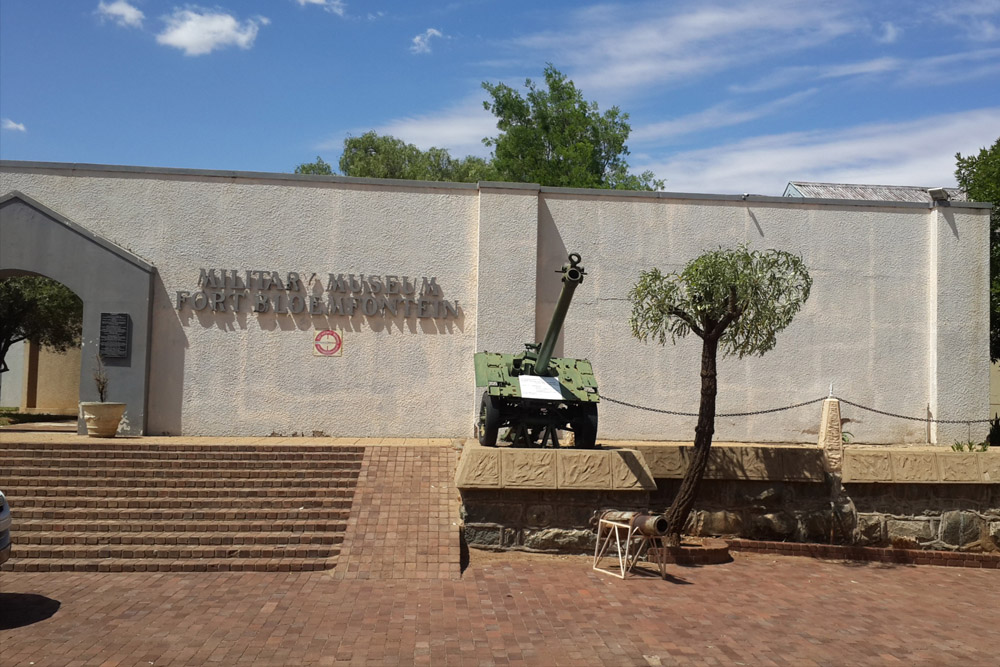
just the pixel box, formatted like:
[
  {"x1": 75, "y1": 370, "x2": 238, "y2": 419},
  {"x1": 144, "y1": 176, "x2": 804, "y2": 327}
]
[{"x1": 1, "y1": 0, "x2": 998, "y2": 194}]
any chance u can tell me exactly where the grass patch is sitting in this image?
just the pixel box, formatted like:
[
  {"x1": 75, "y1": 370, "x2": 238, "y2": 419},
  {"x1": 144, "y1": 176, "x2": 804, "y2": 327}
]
[{"x1": 0, "y1": 411, "x2": 76, "y2": 426}]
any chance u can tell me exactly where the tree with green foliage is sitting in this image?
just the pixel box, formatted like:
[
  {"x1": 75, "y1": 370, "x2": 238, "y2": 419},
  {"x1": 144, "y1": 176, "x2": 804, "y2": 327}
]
[
  {"x1": 295, "y1": 156, "x2": 334, "y2": 175},
  {"x1": 955, "y1": 138, "x2": 1000, "y2": 362},
  {"x1": 482, "y1": 64, "x2": 663, "y2": 190},
  {"x1": 629, "y1": 246, "x2": 812, "y2": 545},
  {"x1": 0, "y1": 276, "x2": 83, "y2": 374},
  {"x1": 336, "y1": 131, "x2": 498, "y2": 183}
]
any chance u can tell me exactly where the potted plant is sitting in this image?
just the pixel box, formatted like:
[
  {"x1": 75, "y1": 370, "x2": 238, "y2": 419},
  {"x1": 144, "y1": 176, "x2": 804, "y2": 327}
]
[{"x1": 79, "y1": 354, "x2": 126, "y2": 437}]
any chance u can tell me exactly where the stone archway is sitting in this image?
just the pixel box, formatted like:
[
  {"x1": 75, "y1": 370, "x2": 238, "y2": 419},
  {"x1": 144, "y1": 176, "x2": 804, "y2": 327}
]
[{"x1": 0, "y1": 192, "x2": 154, "y2": 434}]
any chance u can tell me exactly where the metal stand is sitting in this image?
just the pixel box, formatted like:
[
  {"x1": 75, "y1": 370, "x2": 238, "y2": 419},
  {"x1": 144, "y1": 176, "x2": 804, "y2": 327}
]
[{"x1": 592, "y1": 518, "x2": 666, "y2": 579}]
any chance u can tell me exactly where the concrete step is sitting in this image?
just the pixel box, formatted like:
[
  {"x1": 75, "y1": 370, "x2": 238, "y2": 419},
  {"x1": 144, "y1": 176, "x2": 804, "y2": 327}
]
[
  {"x1": 11, "y1": 543, "x2": 340, "y2": 560},
  {"x1": 1, "y1": 457, "x2": 364, "y2": 470},
  {"x1": 17, "y1": 530, "x2": 343, "y2": 546},
  {"x1": 1, "y1": 486, "x2": 355, "y2": 499},
  {"x1": 1, "y1": 467, "x2": 361, "y2": 479},
  {"x1": 15, "y1": 496, "x2": 353, "y2": 510},
  {"x1": 0, "y1": 443, "x2": 365, "y2": 454},
  {"x1": 1, "y1": 441, "x2": 366, "y2": 573},
  {"x1": 13, "y1": 507, "x2": 351, "y2": 521},
  {"x1": 0, "y1": 448, "x2": 364, "y2": 461},
  {"x1": 5, "y1": 476, "x2": 356, "y2": 489},
  {"x1": 0, "y1": 557, "x2": 338, "y2": 573},
  {"x1": 17, "y1": 518, "x2": 347, "y2": 533}
]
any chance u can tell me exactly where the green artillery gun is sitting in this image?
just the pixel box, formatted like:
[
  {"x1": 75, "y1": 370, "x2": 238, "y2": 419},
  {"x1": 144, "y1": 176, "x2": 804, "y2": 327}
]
[{"x1": 474, "y1": 253, "x2": 600, "y2": 448}]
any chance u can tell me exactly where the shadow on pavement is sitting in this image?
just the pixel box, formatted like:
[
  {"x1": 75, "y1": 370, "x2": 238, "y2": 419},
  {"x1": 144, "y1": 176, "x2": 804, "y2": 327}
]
[{"x1": 0, "y1": 593, "x2": 62, "y2": 630}]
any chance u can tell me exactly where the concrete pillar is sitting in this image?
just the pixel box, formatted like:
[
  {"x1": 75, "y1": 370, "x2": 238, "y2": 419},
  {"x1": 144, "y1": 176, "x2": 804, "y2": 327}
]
[
  {"x1": 475, "y1": 183, "x2": 540, "y2": 353},
  {"x1": 818, "y1": 398, "x2": 843, "y2": 472}
]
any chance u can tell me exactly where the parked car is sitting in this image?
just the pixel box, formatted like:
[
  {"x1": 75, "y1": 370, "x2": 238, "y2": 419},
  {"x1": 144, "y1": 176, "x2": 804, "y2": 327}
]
[{"x1": 0, "y1": 490, "x2": 11, "y2": 564}]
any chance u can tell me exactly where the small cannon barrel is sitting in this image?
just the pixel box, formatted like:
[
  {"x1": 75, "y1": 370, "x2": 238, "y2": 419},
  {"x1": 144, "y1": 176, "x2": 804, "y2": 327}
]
[
  {"x1": 598, "y1": 510, "x2": 668, "y2": 537},
  {"x1": 534, "y1": 253, "x2": 586, "y2": 375}
]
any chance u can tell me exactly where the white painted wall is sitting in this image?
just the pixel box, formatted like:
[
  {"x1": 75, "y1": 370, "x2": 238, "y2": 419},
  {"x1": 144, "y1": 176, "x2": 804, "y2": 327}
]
[{"x1": 0, "y1": 163, "x2": 990, "y2": 443}]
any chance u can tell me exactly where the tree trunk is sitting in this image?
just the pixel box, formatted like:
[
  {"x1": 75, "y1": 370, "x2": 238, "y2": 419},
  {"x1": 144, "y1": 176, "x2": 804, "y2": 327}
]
[{"x1": 663, "y1": 335, "x2": 719, "y2": 546}]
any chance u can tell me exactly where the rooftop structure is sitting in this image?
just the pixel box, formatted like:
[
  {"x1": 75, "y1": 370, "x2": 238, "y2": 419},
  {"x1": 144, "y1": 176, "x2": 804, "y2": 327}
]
[{"x1": 783, "y1": 181, "x2": 967, "y2": 203}]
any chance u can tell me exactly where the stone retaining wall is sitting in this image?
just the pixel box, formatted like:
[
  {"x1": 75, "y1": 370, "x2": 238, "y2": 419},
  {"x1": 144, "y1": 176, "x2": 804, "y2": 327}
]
[{"x1": 458, "y1": 443, "x2": 1000, "y2": 554}]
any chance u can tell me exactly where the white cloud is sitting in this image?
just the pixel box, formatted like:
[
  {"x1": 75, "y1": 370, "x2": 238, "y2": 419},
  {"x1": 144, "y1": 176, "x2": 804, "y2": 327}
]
[
  {"x1": 505, "y1": 1, "x2": 857, "y2": 95},
  {"x1": 933, "y1": 0, "x2": 1000, "y2": 41},
  {"x1": 731, "y1": 49, "x2": 999, "y2": 93},
  {"x1": 2, "y1": 118, "x2": 27, "y2": 132},
  {"x1": 156, "y1": 9, "x2": 269, "y2": 56},
  {"x1": 320, "y1": 98, "x2": 497, "y2": 158},
  {"x1": 410, "y1": 28, "x2": 443, "y2": 55},
  {"x1": 295, "y1": 0, "x2": 346, "y2": 17},
  {"x1": 633, "y1": 108, "x2": 1000, "y2": 195},
  {"x1": 632, "y1": 90, "x2": 818, "y2": 143},
  {"x1": 877, "y1": 21, "x2": 900, "y2": 43},
  {"x1": 97, "y1": 0, "x2": 144, "y2": 28}
]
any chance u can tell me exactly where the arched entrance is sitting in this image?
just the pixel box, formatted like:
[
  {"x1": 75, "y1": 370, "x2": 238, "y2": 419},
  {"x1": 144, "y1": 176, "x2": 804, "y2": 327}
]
[{"x1": 0, "y1": 192, "x2": 154, "y2": 435}]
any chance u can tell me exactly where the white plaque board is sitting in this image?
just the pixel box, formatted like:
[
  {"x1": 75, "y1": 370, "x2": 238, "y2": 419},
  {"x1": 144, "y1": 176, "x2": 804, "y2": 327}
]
[{"x1": 518, "y1": 375, "x2": 564, "y2": 400}]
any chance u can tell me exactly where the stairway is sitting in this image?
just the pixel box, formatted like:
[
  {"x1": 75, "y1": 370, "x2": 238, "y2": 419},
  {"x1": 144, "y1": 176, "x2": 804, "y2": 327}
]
[{"x1": 0, "y1": 441, "x2": 364, "y2": 572}]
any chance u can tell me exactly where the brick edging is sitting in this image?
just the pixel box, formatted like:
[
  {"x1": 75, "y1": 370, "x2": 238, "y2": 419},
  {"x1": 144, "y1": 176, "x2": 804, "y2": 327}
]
[{"x1": 726, "y1": 539, "x2": 1000, "y2": 569}]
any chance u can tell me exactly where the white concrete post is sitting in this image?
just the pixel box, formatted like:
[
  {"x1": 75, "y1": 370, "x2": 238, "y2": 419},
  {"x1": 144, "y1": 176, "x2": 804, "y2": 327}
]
[{"x1": 818, "y1": 398, "x2": 843, "y2": 473}]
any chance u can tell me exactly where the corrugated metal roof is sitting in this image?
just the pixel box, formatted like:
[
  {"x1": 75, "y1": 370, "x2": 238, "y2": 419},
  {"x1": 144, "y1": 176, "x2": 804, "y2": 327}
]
[{"x1": 784, "y1": 181, "x2": 967, "y2": 203}]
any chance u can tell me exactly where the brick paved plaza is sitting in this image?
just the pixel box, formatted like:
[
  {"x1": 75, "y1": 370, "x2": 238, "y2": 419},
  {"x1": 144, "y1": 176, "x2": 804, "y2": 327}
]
[
  {"x1": 1, "y1": 436, "x2": 998, "y2": 665},
  {"x1": 2, "y1": 550, "x2": 999, "y2": 666}
]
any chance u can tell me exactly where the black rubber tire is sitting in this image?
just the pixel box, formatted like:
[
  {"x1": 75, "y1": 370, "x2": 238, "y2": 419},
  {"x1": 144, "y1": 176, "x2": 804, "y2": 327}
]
[
  {"x1": 478, "y1": 391, "x2": 501, "y2": 447},
  {"x1": 572, "y1": 403, "x2": 598, "y2": 449}
]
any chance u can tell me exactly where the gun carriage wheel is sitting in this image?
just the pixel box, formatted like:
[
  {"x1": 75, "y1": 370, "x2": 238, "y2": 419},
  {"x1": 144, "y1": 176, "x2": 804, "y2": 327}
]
[{"x1": 478, "y1": 391, "x2": 501, "y2": 447}]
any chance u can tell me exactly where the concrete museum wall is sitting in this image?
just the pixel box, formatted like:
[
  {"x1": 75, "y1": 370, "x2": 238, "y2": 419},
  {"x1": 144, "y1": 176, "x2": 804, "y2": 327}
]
[{"x1": 0, "y1": 161, "x2": 990, "y2": 443}]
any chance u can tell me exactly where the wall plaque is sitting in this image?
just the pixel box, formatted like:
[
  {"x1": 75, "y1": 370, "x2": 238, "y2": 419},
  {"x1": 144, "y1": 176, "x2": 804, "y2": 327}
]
[{"x1": 100, "y1": 313, "x2": 131, "y2": 359}]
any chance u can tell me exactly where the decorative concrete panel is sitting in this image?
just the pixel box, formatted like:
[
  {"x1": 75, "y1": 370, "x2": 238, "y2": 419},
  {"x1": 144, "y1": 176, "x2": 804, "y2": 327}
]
[
  {"x1": 891, "y1": 453, "x2": 940, "y2": 482},
  {"x1": 939, "y1": 453, "x2": 981, "y2": 482},
  {"x1": 557, "y1": 451, "x2": 612, "y2": 489},
  {"x1": 707, "y1": 447, "x2": 742, "y2": 477},
  {"x1": 454, "y1": 448, "x2": 501, "y2": 488},
  {"x1": 634, "y1": 446, "x2": 690, "y2": 478},
  {"x1": 843, "y1": 452, "x2": 893, "y2": 482},
  {"x1": 980, "y1": 452, "x2": 1000, "y2": 483},
  {"x1": 610, "y1": 449, "x2": 656, "y2": 490},
  {"x1": 738, "y1": 446, "x2": 780, "y2": 480},
  {"x1": 501, "y1": 449, "x2": 556, "y2": 488},
  {"x1": 775, "y1": 447, "x2": 827, "y2": 482}
]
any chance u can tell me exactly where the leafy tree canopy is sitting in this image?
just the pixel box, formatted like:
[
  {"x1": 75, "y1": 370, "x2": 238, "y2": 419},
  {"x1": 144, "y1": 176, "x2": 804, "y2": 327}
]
[
  {"x1": 0, "y1": 276, "x2": 83, "y2": 373},
  {"x1": 338, "y1": 131, "x2": 498, "y2": 183},
  {"x1": 482, "y1": 64, "x2": 663, "y2": 191},
  {"x1": 630, "y1": 246, "x2": 812, "y2": 353},
  {"x1": 294, "y1": 156, "x2": 334, "y2": 175},
  {"x1": 955, "y1": 137, "x2": 1000, "y2": 362},
  {"x1": 296, "y1": 66, "x2": 663, "y2": 190}
]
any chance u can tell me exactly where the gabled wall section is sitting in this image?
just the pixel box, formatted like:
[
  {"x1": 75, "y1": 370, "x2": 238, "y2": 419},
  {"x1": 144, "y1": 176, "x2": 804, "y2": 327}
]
[{"x1": 0, "y1": 192, "x2": 154, "y2": 434}]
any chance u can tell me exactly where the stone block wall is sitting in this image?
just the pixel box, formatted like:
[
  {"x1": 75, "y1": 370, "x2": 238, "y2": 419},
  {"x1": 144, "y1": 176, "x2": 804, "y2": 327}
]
[
  {"x1": 848, "y1": 483, "x2": 1000, "y2": 551},
  {"x1": 461, "y1": 489, "x2": 651, "y2": 552},
  {"x1": 458, "y1": 443, "x2": 1000, "y2": 554}
]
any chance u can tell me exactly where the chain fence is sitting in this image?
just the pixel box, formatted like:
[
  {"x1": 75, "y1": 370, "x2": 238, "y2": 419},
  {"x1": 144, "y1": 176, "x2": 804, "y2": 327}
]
[{"x1": 600, "y1": 393, "x2": 993, "y2": 426}]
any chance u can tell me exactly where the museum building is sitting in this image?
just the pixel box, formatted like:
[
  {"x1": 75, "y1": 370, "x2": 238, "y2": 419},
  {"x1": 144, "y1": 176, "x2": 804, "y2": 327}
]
[{"x1": 0, "y1": 160, "x2": 990, "y2": 446}]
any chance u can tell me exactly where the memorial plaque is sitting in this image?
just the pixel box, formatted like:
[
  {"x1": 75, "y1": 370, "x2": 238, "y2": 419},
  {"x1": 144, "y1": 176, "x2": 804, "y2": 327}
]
[{"x1": 99, "y1": 313, "x2": 130, "y2": 359}]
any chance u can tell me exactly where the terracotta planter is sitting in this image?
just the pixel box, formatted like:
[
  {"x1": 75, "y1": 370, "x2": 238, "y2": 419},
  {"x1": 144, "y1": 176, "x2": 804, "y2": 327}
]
[{"x1": 80, "y1": 402, "x2": 126, "y2": 438}]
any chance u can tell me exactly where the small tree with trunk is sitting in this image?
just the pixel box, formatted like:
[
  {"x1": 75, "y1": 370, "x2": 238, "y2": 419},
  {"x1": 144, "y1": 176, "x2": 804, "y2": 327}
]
[
  {"x1": 629, "y1": 246, "x2": 812, "y2": 546},
  {"x1": 0, "y1": 276, "x2": 83, "y2": 375}
]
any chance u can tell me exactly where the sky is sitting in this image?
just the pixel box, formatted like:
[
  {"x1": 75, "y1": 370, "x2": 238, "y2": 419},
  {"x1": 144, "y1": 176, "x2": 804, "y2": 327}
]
[{"x1": 1, "y1": 0, "x2": 998, "y2": 195}]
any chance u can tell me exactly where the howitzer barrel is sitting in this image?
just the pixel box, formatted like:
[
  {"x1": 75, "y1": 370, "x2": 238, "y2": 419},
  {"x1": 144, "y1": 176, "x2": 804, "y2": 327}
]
[{"x1": 534, "y1": 253, "x2": 586, "y2": 375}]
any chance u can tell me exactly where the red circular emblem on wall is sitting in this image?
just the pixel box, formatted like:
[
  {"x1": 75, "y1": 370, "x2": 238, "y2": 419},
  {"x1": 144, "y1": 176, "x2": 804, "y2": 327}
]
[{"x1": 314, "y1": 329, "x2": 343, "y2": 356}]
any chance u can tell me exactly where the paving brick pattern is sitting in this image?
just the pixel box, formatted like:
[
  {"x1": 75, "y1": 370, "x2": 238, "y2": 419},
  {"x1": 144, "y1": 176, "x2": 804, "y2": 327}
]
[
  {"x1": 332, "y1": 445, "x2": 462, "y2": 580},
  {"x1": 1, "y1": 552, "x2": 998, "y2": 666}
]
